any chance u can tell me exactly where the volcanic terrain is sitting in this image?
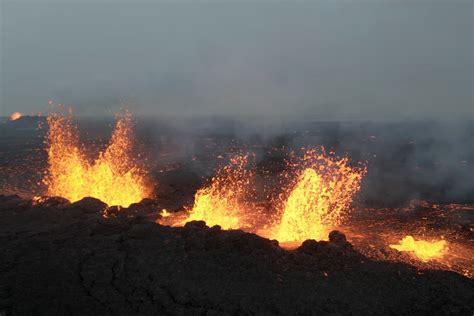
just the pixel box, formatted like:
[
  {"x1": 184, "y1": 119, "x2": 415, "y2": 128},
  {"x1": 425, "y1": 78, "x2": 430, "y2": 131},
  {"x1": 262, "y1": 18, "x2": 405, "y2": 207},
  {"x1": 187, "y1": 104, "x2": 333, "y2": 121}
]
[{"x1": 0, "y1": 116, "x2": 473, "y2": 314}]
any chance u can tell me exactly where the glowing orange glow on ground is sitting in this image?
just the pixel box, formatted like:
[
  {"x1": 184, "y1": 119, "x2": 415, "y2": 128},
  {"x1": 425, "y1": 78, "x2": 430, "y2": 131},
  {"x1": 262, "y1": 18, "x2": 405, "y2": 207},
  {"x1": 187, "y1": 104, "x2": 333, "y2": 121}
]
[
  {"x1": 390, "y1": 235, "x2": 448, "y2": 261},
  {"x1": 269, "y1": 149, "x2": 367, "y2": 243},
  {"x1": 10, "y1": 112, "x2": 22, "y2": 121},
  {"x1": 183, "y1": 154, "x2": 256, "y2": 229},
  {"x1": 43, "y1": 110, "x2": 150, "y2": 207}
]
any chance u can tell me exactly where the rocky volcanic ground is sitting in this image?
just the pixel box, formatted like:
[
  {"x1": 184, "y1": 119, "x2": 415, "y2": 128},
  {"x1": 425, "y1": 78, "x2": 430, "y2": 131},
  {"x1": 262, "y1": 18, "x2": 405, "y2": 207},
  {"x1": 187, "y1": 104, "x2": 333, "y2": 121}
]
[{"x1": 1, "y1": 195, "x2": 473, "y2": 315}]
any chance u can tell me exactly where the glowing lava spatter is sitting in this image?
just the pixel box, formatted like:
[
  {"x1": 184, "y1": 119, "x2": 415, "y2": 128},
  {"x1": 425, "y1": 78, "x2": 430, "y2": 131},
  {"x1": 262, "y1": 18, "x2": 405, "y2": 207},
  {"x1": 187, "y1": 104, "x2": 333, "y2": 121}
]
[
  {"x1": 10, "y1": 112, "x2": 22, "y2": 121},
  {"x1": 270, "y1": 149, "x2": 366, "y2": 243},
  {"x1": 43, "y1": 110, "x2": 150, "y2": 207},
  {"x1": 183, "y1": 154, "x2": 256, "y2": 229},
  {"x1": 390, "y1": 235, "x2": 448, "y2": 261}
]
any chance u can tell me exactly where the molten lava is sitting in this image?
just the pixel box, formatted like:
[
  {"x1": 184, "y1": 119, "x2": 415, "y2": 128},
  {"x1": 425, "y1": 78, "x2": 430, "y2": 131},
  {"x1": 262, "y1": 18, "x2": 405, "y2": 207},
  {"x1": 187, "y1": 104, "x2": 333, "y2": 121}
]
[
  {"x1": 10, "y1": 112, "x2": 22, "y2": 121},
  {"x1": 390, "y1": 235, "x2": 448, "y2": 261},
  {"x1": 270, "y1": 149, "x2": 366, "y2": 243},
  {"x1": 183, "y1": 154, "x2": 256, "y2": 229},
  {"x1": 43, "y1": 111, "x2": 150, "y2": 207}
]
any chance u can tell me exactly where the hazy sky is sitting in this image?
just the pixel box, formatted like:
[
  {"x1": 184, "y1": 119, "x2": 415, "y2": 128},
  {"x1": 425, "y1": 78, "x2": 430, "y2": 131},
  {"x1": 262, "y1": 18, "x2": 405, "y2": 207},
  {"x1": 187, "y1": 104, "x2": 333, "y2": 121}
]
[{"x1": 1, "y1": 0, "x2": 473, "y2": 120}]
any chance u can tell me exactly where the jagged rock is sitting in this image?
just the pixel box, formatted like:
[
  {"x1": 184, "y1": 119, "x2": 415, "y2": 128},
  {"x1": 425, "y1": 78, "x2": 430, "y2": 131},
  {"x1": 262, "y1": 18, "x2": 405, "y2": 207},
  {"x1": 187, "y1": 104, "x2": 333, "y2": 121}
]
[
  {"x1": 104, "y1": 205, "x2": 122, "y2": 217},
  {"x1": 65, "y1": 197, "x2": 107, "y2": 214},
  {"x1": 0, "y1": 194, "x2": 31, "y2": 212},
  {"x1": 209, "y1": 224, "x2": 221, "y2": 232},
  {"x1": 328, "y1": 230, "x2": 347, "y2": 243},
  {"x1": 36, "y1": 196, "x2": 70, "y2": 208},
  {"x1": 0, "y1": 199, "x2": 472, "y2": 315},
  {"x1": 328, "y1": 230, "x2": 352, "y2": 249},
  {"x1": 298, "y1": 239, "x2": 327, "y2": 254},
  {"x1": 125, "y1": 198, "x2": 161, "y2": 216},
  {"x1": 184, "y1": 220, "x2": 208, "y2": 229}
]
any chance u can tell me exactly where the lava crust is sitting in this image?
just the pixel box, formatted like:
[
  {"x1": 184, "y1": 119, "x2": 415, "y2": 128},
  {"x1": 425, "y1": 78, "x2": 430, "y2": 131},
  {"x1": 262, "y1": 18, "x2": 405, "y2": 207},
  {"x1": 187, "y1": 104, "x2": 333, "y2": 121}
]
[{"x1": 0, "y1": 195, "x2": 472, "y2": 315}]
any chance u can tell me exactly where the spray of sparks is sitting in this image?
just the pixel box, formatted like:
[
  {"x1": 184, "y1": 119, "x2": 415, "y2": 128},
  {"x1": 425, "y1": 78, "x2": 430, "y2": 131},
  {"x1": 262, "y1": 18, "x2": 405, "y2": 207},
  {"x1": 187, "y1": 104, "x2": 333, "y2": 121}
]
[
  {"x1": 269, "y1": 149, "x2": 367, "y2": 243},
  {"x1": 183, "y1": 154, "x2": 257, "y2": 229},
  {"x1": 168, "y1": 148, "x2": 367, "y2": 243}
]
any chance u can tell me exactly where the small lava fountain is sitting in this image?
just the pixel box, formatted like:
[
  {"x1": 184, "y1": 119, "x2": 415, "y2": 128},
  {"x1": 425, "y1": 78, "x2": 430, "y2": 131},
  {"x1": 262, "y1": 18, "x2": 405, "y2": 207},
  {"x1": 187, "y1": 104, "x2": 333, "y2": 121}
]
[
  {"x1": 269, "y1": 149, "x2": 367, "y2": 243},
  {"x1": 183, "y1": 154, "x2": 256, "y2": 229},
  {"x1": 390, "y1": 235, "x2": 448, "y2": 261},
  {"x1": 43, "y1": 110, "x2": 150, "y2": 207},
  {"x1": 10, "y1": 112, "x2": 23, "y2": 121}
]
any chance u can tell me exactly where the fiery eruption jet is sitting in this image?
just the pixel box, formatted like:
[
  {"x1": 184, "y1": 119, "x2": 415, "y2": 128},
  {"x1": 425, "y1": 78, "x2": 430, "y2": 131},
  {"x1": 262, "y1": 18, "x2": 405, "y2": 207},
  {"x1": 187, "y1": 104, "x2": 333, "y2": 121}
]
[
  {"x1": 43, "y1": 110, "x2": 150, "y2": 207},
  {"x1": 390, "y1": 235, "x2": 448, "y2": 261},
  {"x1": 183, "y1": 154, "x2": 257, "y2": 229},
  {"x1": 166, "y1": 148, "x2": 367, "y2": 245},
  {"x1": 268, "y1": 149, "x2": 367, "y2": 243}
]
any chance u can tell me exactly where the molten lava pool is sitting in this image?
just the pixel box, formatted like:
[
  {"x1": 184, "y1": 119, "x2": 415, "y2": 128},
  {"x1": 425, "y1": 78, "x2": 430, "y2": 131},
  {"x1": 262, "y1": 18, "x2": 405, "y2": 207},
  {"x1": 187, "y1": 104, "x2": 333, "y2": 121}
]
[{"x1": 390, "y1": 235, "x2": 448, "y2": 261}]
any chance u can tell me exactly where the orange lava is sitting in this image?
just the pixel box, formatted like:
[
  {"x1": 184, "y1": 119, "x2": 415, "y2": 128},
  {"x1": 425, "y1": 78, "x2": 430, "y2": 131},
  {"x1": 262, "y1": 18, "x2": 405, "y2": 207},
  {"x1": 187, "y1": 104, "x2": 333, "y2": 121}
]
[
  {"x1": 164, "y1": 149, "x2": 367, "y2": 242},
  {"x1": 43, "y1": 110, "x2": 150, "y2": 207},
  {"x1": 268, "y1": 149, "x2": 367, "y2": 243},
  {"x1": 390, "y1": 235, "x2": 448, "y2": 261},
  {"x1": 10, "y1": 112, "x2": 22, "y2": 121},
  {"x1": 183, "y1": 154, "x2": 256, "y2": 229}
]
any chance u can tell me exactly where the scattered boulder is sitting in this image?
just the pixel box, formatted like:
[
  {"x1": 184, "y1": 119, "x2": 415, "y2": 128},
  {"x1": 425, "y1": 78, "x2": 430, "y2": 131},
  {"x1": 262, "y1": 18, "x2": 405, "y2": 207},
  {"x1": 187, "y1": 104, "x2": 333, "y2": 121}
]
[{"x1": 328, "y1": 230, "x2": 352, "y2": 249}]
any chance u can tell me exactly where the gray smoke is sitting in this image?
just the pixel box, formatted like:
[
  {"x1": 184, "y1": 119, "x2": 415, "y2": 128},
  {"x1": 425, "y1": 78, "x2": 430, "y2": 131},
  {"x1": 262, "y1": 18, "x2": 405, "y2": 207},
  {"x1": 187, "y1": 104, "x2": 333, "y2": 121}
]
[{"x1": 1, "y1": 1, "x2": 472, "y2": 120}]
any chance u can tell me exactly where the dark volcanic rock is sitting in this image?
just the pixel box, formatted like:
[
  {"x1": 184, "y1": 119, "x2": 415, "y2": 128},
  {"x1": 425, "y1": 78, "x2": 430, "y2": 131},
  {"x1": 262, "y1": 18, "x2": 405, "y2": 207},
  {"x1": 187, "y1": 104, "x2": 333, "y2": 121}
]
[
  {"x1": 328, "y1": 230, "x2": 347, "y2": 244},
  {"x1": 66, "y1": 197, "x2": 108, "y2": 214},
  {"x1": 104, "y1": 198, "x2": 163, "y2": 220},
  {"x1": 0, "y1": 195, "x2": 473, "y2": 315},
  {"x1": 126, "y1": 198, "x2": 161, "y2": 215},
  {"x1": 37, "y1": 196, "x2": 70, "y2": 208},
  {"x1": 0, "y1": 194, "x2": 31, "y2": 212},
  {"x1": 184, "y1": 220, "x2": 208, "y2": 229}
]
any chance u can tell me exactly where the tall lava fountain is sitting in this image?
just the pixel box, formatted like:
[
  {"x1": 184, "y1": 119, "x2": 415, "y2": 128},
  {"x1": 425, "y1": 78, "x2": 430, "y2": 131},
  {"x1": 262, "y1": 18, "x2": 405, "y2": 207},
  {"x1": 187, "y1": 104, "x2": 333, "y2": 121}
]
[{"x1": 43, "y1": 110, "x2": 150, "y2": 207}]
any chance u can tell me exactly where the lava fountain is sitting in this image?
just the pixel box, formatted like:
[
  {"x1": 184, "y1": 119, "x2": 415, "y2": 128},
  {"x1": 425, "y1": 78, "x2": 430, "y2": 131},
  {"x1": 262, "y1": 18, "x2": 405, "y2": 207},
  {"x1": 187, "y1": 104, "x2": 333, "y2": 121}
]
[
  {"x1": 390, "y1": 235, "x2": 448, "y2": 261},
  {"x1": 269, "y1": 149, "x2": 367, "y2": 243},
  {"x1": 10, "y1": 112, "x2": 23, "y2": 121},
  {"x1": 43, "y1": 110, "x2": 150, "y2": 207},
  {"x1": 183, "y1": 154, "x2": 257, "y2": 229}
]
